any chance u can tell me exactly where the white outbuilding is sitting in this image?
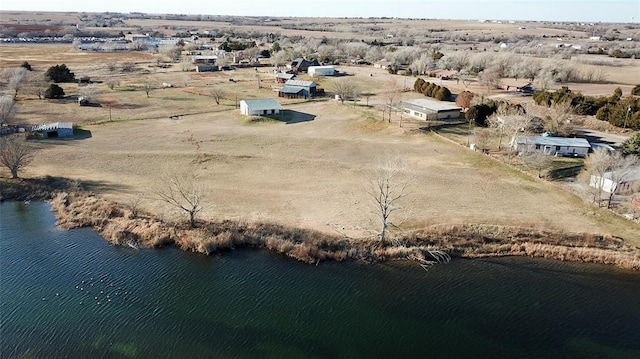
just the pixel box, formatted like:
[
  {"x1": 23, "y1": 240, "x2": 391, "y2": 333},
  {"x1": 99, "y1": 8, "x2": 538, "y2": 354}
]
[
  {"x1": 239, "y1": 99, "x2": 282, "y2": 116},
  {"x1": 308, "y1": 65, "x2": 336, "y2": 77},
  {"x1": 400, "y1": 98, "x2": 462, "y2": 120}
]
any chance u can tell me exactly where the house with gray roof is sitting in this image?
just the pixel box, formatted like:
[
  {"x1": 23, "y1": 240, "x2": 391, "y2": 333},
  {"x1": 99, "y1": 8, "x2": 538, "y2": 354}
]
[
  {"x1": 240, "y1": 99, "x2": 282, "y2": 116},
  {"x1": 279, "y1": 80, "x2": 317, "y2": 99},
  {"x1": 512, "y1": 136, "x2": 591, "y2": 157}
]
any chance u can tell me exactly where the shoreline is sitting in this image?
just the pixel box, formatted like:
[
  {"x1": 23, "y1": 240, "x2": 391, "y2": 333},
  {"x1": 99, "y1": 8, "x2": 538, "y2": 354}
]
[{"x1": 2, "y1": 177, "x2": 639, "y2": 270}]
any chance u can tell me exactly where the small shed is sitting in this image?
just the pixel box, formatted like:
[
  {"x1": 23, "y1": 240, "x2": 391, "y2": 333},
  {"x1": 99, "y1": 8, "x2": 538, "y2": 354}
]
[
  {"x1": 191, "y1": 55, "x2": 217, "y2": 64},
  {"x1": 275, "y1": 72, "x2": 296, "y2": 83},
  {"x1": 590, "y1": 167, "x2": 640, "y2": 194},
  {"x1": 240, "y1": 99, "x2": 282, "y2": 116},
  {"x1": 512, "y1": 136, "x2": 591, "y2": 157},
  {"x1": 196, "y1": 65, "x2": 219, "y2": 72},
  {"x1": 308, "y1": 65, "x2": 336, "y2": 77},
  {"x1": 279, "y1": 80, "x2": 317, "y2": 99},
  {"x1": 32, "y1": 122, "x2": 74, "y2": 138},
  {"x1": 400, "y1": 98, "x2": 462, "y2": 120}
]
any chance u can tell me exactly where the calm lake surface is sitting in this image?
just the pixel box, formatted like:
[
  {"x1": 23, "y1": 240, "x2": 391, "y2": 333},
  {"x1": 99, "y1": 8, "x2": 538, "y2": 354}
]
[{"x1": 1, "y1": 201, "x2": 639, "y2": 359}]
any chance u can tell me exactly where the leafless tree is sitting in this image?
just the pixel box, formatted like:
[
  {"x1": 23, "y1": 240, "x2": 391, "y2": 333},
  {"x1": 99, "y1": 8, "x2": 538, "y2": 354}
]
[
  {"x1": 0, "y1": 95, "x2": 16, "y2": 125},
  {"x1": 494, "y1": 114, "x2": 532, "y2": 160},
  {"x1": 8, "y1": 68, "x2": 27, "y2": 99},
  {"x1": 106, "y1": 62, "x2": 117, "y2": 72},
  {"x1": 332, "y1": 78, "x2": 360, "y2": 105},
  {"x1": 143, "y1": 80, "x2": 154, "y2": 98},
  {"x1": 121, "y1": 62, "x2": 135, "y2": 72},
  {"x1": 210, "y1": 87, "x2": 225, "y2": 105},
  {"x1": 478, "y1": 67, "x2": 502, "y2": 94},
  {"x1": 536, "y1": 101, "x2": 576, "y2": 137},
  {"x1": 583, "y1": 148, "x2": 614, "y2": 206},
  {"x1": 474, "y1": 128, "x2": 492, "y2": 153},
  {"x1": 381, "y1": 80, "x2": 401, "y2": 123},
  {"x1": 0, "y1": 135, "x2": 36, "y2": 179},
  {"x1": 605, "y1": 154, "x2": 639, "y2": 208},
  {"x1": 28, "y1": 72, "x2": 49, "y2": 100},
  {"x1": 79, "y1": 84, "x2": 100, "y2": 103},
  {"x1": 152, "y1": 168, "x2": 205, "y2": 228},
  {"x1": 368, "y1": 153, "x2": 410, "y2": 245},
  {"x1": 105, "y1": 79, "x2": 119, "y2": 90},
  {"x1": 522, "y1": 151, "x2": 553, "y2": 178}
]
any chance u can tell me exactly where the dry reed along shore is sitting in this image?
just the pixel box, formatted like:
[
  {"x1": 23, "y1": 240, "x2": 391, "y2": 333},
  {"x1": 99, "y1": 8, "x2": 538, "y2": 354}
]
[{"x1": 3, "y1": 177, "x2": 640, "y2": 270}]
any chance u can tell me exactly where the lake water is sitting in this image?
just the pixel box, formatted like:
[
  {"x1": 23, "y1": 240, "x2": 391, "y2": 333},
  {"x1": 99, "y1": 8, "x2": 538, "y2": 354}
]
[{"x1": 1, "y1": 201, "x2": 639, "y2": 359}]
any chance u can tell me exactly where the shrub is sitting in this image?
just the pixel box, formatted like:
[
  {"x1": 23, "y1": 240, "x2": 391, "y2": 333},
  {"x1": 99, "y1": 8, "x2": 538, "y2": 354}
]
[
  {"x1": 20, "y1": 61, "x2": 32, "y2": 71},
  {"x1": 632, "y1": 85, "x2": 640, "y2": 96},
  {"x1": 44, "y1": 84, "x2": 65, "y2": 99},
  {"x1": 45, "y1": 64, "x2": 75, "y2": 83}
]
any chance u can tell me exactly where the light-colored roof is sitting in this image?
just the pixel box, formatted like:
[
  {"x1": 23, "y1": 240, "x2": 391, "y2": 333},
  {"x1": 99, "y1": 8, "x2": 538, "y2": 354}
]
[
  {"x1": 192, "y1": 55, "x2": 217, "y2": 60},
  {"x1": 514, "y1": 136, "x2": 591, "y2": 148},
  {"x1": 285, "y1": 79, "x2": 316, "y2": 87},
  {"x1": 401, "y1": 98, "x2": 462, "y2": 112},
  {"x1": 240, "y1": 98, "x2": 282, "y2": 110},
  {"x1": 32, "y1": 122, "x2": 73, "y2": 132},
  {"x1": 308, "y1": 65, "x2": 335, "y2": 69},
  {"x1": 603, "y1": 167, "x2": 640, "y2": 181},
  {"x1": 276, "y1": 73, "x2": 296, "y2": 79}
]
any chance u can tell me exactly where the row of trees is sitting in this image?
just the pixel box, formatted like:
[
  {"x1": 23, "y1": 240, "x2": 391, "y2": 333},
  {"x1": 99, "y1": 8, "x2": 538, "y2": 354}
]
[
  {"x1": 534, "y1": 86, "x2": 640, "y2": 130},
  {"x1": 413, "y1": 78, "x2": 452, "y2": 101}
]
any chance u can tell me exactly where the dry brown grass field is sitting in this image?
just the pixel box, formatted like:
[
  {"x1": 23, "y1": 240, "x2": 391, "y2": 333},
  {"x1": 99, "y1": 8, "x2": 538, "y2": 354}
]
[{"x1": 2, "y1": 33, "x2": 639, "y2": 248}]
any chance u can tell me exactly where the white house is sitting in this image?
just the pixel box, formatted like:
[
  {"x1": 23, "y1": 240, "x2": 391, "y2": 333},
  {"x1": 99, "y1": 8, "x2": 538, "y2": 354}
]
[
  {"x1": 590, "y1": 167, "x2": 640, "y2": 194},
  {"x1": 512, "y1": 136, "x2": 591, "y2": 157},
  {"x1": 308, "y1": 65, "x2": 336, "y2": 77},
  {"x1": 400, "y1": 98, "x2": 462, "y2": 120},
  {"x1": 239, "y1": 99, "x2": 282, "y2": 116}
]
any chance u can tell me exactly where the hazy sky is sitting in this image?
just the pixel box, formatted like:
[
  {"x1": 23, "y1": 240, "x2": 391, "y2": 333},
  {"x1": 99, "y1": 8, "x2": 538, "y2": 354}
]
[{"x1": 2, "y1": 0, "x2": 639, "y2": 23}]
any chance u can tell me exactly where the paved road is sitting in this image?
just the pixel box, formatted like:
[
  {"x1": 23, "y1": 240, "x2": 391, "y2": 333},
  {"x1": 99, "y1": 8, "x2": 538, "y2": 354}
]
[{"x1": 574, "y1": 128, "x2": 630, "y2": 147}]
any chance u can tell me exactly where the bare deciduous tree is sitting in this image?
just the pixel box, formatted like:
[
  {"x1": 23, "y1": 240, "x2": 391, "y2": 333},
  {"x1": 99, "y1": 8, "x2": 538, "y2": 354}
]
[
  {"x1": 522, "y1": 151, "x2": 553, "y2": 178},
  {"x1": 28, "y1": 72, "x2": 49, "y2": 100},
  {"x1": 604, "y1": 154, "x2": 639, "y2": 208},
  {"x1": 79, "y1": 84, "x2": 100, "y2": 103},
  {"x1": 381, "y1": 80, "x2": 401, "y2": 123},
  {"x1": 0, "y1": 95, "x2": 16, "y2": 125},
  {"x1": 106, "y1": 78, "x2": 119, "y2": 90},
  {"x1": 143, "y1": 80, "x2": 154, "y2": 98},
  {"x1": 8, "y1": 68, "x2": 27, "y2": 99},
  {"x1": 368, "y1": 153, "x2": 410, "y2": 245},
  {"x1": 210, "y1": 87, "x2": 225, "y2": 105},
  {"x1": 474, "y1": 128, "x2": 492, "y2": 153},
  {"x1": 583, "y1": 148, "x2": 615, "y2": 206},
  {"x1": 0, "y1": 135, "x2": 36, "y2": 179},
  {"x1": 152, "y1": 169, "x2": 205, "y2": 228},
  {"x1": 332, "y1": 78, "x2": 360, "y2": 105},
  {"x1": 478, "y1": 67, "x2": 502, "y2": 94}
]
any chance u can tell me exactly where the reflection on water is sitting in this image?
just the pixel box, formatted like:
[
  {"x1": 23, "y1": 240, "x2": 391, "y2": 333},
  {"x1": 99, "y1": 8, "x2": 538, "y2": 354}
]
[{"x1": 1, "y1": 201, "x2": 639, "y2": 358}]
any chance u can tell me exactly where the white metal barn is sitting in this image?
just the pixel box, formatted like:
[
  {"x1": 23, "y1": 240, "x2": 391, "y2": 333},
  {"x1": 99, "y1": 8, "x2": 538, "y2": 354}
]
[
  {"x1": 240, "y1": 99, "x2": 283, "y2": 116},
  {"x1": 308, "y1": 66, "x2": 336, "y2": 76},
  {"x1": 401, "y1": 98, "x2": 462, "y2": 120},
  {"x1": 31, "y1": 122, "x2": 74, "y2": 138}
]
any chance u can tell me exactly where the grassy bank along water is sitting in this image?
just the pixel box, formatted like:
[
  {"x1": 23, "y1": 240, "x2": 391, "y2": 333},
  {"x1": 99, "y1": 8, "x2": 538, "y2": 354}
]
[{"x1": 2, "y1": 177, "x2": 638, "y2": 270}]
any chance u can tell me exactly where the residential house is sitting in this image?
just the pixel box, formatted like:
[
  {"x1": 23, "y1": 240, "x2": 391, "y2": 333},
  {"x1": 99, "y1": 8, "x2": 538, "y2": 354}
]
[
  {"x1": 286, "y1": 58, "x2": 320, "y2": 73},
  {"x1": 512, "y1": 136, "x2": 591, "y2": 157},
  {"x1": 191, "y1": 55, "x2": 217, "y2": 64},
  {"x1": 239, "y1": 99, "x2": 282, "y2": 116}
]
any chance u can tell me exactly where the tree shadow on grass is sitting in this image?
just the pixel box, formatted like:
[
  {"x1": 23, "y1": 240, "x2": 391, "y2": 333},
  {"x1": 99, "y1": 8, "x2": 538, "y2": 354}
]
[{"x1": 1, "y1": 176, "x2": 131, "y2": 201}]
